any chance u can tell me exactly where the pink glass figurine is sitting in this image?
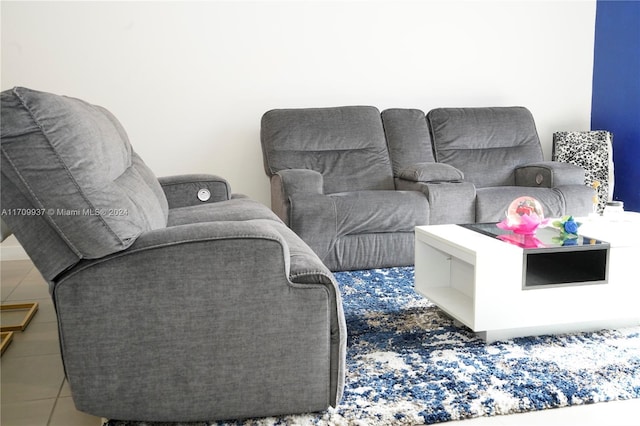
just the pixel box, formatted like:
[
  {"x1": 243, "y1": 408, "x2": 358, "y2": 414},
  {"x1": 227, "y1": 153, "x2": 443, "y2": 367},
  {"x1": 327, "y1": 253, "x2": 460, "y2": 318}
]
[{"x1": 496, "y1": 196, "x2": 549, "y2": 235}]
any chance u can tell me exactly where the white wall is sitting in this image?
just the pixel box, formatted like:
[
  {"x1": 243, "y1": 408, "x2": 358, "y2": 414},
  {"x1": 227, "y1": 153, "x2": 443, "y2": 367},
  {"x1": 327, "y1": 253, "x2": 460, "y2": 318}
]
[{"x1": 2, "y1": 0, "x2": 596, "y2": 209}]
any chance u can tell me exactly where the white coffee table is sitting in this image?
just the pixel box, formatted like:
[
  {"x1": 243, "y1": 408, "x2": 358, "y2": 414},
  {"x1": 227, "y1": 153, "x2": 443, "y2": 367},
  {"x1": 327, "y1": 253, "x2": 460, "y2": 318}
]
[{"x1": 414, "y1": 212, "x2": 640, "y2": 342}]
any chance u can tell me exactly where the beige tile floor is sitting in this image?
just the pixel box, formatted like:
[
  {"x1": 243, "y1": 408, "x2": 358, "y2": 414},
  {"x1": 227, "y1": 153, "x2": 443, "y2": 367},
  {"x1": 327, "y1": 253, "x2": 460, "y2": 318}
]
[
  {"x1": 1, "y1": 259, "x2": 639, "y2": 426},
  {"x1": 1, "y1": 259, "x2": 103, "y2": 426}
]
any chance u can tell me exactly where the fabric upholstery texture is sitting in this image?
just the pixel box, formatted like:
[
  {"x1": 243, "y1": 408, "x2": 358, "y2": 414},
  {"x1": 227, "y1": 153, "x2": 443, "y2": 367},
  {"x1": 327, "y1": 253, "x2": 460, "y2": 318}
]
[
  {"x1": 55, "y1": 221, "x2": 344, "y2": 421},
  {"x1": 158, "y1": 174, "x2": 231, "y2": 208},
  {"x1": 396, "y1": 180, "x2": 476, "y2": 225},
  {"x1": 381, "y1": 108, "x2": 436, "y2": 174},
  {"x1": 1, "y1": 87, "x2": 346, "y2": 422},
  {"x1": 515, "y1": 162, "x2": 586, "y2": 188},
  {"x1": 167, "y1": 197, "x2": 281, "y2": 227},
  {"x1": 261, "y1": 105, "x2": 594, "y2": 271},
  {"x1": 475, "y1": 187, "x2": 566, "y2": 223},
  {"x1": 330, "y1": 191, "x2": 427, "y2": 236},
  {"x1": 1, "y1": 87, "x2": 168, "y2": 263},
  {"x1": 269, "y1": 169, "x2": 324, "y2": 225},
  {"x1": 1, "y1": 159, "x2": 82, "y2": 281},
  {"x1": 554, "y1": 185, "x2": 597, "y2": 217},
  {"x1": 428, "y1": 107, "x2": 544, "y2": 187},
  {"x1": 261, "y1": 106, "x2": 428, "y2": 271},
  {"x1": 331, "y1": 232, "x2": 416, "y2": 271},
  {"x1": 285, "y1": 190, "x2": 428, "y2": 270},
  {"x1": 397, "y1": 162, "x2": 464, "y2": 182},
  {"x1": 0, "y1": 218, "x2": 11, "y2": 241},
  {"x1": 261, "y1": 106, "x2": 395, "y2": 193}
]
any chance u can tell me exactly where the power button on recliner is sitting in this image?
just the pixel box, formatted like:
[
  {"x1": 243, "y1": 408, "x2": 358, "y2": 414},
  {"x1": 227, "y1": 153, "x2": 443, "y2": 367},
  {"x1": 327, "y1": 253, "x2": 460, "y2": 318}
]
[{"x1": 197, "y1": 188, "x2": 211, "y2": 202}]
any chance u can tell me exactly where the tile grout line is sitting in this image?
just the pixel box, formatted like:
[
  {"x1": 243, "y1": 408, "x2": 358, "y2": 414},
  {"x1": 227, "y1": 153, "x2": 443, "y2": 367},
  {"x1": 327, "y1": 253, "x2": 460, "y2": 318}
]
[
  {"x1": 47, "y1": 377, "x2": 68, "y2": 426},
  {"x1": 1, "y1": 263, "x2": 36, "y2": 302}
]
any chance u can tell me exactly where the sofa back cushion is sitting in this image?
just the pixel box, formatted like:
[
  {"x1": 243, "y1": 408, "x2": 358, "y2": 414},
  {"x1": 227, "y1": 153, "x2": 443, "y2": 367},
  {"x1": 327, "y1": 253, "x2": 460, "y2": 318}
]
[
  {"x1": 381, "y1": 108, "x2": 436, "y2": 175},
  {"x1": 1, "y1": 87, "x2": 168, "y2": 280},
  {"x1": 427, "y1": 107, "x2": 544, "y2": 187},
  {"x1": 261, "y1": 106, "x2": 394, "y2": 194}
]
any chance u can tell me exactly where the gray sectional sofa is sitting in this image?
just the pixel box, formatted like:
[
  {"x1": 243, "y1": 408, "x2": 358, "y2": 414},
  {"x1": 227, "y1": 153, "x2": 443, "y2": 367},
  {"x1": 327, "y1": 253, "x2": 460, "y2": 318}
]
[
  {"x1": 1, "y1": 87, "x2": 346, "y2": 422},
  {"x1": 261, "y1": 106, "x2": 594, "y2": 271}
]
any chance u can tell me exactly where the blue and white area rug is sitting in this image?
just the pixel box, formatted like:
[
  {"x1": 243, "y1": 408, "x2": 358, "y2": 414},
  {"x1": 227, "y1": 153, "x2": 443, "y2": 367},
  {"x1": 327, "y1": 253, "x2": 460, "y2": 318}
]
[{"x1": 107, "y1": 267, "x2": 640, "y2": 426}]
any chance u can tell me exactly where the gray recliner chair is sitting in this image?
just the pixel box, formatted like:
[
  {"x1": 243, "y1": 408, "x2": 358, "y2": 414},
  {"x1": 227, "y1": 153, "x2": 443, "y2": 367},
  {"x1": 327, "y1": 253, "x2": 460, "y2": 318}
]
[
  {"x1": 426, "y1": 107, "x2": 594, "y2": 222},
  {"x1": 1, "y1": 87, "x2": 346, "y2": 422},
  {"x1": 261, "y1": 106, "x2": 429, "y2": 271}
]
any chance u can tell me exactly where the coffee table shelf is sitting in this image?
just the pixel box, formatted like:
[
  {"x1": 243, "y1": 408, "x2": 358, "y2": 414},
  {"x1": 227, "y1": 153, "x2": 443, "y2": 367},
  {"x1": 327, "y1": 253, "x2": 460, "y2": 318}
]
[{"x1": 423, "y1": 287, "x2": 473, "y2": 327}]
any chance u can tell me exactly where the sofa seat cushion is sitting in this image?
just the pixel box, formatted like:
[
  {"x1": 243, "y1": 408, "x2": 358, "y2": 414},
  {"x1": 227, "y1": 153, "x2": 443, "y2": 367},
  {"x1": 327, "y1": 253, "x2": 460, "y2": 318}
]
[
  {"x1": 286, "y1": 190, "x2": 428, "y2": 270},
  {"x1": 288, "y1": 190, "x2": 428, "y2": 238},
  {"x1": 1, "y1": 87, "x2": 168, "y2": 259},
  {"x1": 475, "y1": 187, "x2": 565, "y2": 223},
  {"x1": 167, "y1": 198, "x2": 281, "y2": 227},
  {"x1": 329, "y1": 190, "x2": 428, "y2": 236},
  {"x1": 330, "y1": 232, "x2": 415, "y2": 271}
]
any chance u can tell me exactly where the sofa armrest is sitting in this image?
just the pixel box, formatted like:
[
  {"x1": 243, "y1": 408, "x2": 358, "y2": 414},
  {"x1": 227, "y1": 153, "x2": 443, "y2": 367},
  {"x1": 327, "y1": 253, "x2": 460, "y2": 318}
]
[
  {"x1": 515, "y1": 161, "x2": 585, "y2": 187},
  {"x1": 395, "y1": 179, "x2": 476, "y2": 224},
  {"x1": 271, "y1": 169, "x2": 324, "y2": 225},
  {"x1": 397, "y1": 162, "x2": 464, "y2": 183},
  {"x1": 276, "y1": 169, "x2": 324, "y2": 194},
  {"x1": 287, "y1": 192, "x2": 338, "y2": 262},
  {"x1": 158, "y1": 174, "x2": 231, "y2": 209}
]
